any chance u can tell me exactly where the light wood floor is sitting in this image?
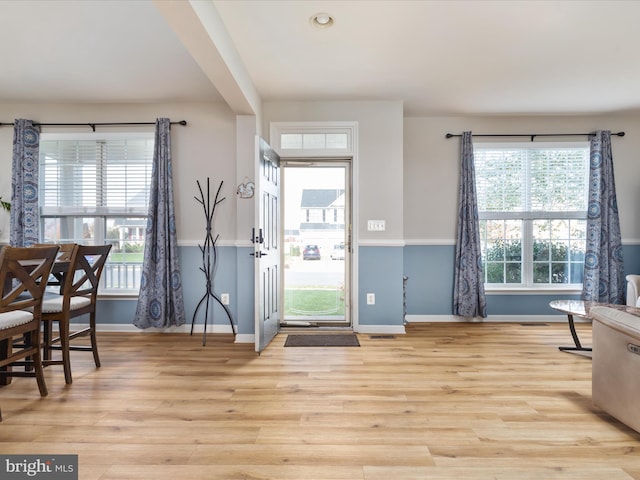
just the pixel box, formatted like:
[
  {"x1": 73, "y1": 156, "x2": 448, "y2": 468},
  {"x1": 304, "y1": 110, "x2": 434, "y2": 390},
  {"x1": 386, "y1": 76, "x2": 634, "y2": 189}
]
[{"x1": 1, "y1": 323, "x2": 639, "y2": 480}]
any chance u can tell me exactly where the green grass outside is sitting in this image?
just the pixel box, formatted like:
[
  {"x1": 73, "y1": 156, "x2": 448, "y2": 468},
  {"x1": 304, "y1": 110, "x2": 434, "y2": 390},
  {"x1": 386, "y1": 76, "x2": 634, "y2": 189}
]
[
  {"x1": 109, "y1": 252, "x2": 144, "y2": 263},
  {"x1": 284, "y1": 289, "x2": 345, "y2": 316}
]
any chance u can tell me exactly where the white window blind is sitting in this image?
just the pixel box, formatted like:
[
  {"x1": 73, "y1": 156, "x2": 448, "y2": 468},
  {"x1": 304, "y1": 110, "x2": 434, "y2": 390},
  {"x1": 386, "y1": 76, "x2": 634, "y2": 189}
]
[
  {"x1": 40, "y1": 138, "x2": 153, "y2": 216},
  {"x1": 475, "y1": 145, "x2": 589, "y2": 216}
]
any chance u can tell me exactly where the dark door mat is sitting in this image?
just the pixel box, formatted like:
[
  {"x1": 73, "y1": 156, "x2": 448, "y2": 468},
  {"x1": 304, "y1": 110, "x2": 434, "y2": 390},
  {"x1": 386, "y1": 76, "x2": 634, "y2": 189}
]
[{"x1": 284, "y1": 334, "x2": 360, "y2": 347}]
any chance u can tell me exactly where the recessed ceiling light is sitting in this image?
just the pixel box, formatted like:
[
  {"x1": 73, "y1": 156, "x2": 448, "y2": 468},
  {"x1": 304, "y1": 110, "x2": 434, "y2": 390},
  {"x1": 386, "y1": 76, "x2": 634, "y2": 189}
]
[{"x1": 310, "y1": 12, "x2": 335, "y2": 29}]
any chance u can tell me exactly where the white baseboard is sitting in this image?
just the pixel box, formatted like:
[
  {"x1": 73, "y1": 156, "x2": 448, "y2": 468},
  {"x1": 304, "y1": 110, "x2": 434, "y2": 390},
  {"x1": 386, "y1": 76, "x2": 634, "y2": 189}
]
[
  {"x1": 354, "y1": 324, "x2": 406, "y2": 335},
  {"x1": 406, "y1": 314, "x2": 589, "y2": 323},
  {"x1": 90, "y1": 323, "x2": 255, "y2": 343},
  {"x1": 234, "y1": 334, "x2": 255, "y2": 344},
  {"x1": 87, "y1": 316, "x2": 580, "y2": 346},
  {"x1": 92, "y1": 323, "x2": 237, "y2": 333},
  {"x1": 93, "y1": 323, "x2": 412, "y2": 337}
]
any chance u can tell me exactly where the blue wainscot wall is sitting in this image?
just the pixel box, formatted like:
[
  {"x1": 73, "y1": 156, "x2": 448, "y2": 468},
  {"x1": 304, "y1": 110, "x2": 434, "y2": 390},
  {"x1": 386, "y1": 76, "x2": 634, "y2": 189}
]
[
  {"x1": 403, "y1": 244, "x2": 640, "y2": 320},
  {"x1": 358, "y1": 246, "x2": 405, "y2": 330},
  {"x1": 88, "y1": 244, "x2": 640, "y2": 335},
  {"x1": 94, "y1": 246, "x2": 246, "y2": 334}
]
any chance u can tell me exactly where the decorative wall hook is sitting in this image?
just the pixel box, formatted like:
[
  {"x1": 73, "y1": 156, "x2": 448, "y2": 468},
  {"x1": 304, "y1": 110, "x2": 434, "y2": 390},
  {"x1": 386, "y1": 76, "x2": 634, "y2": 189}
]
[{"x1": 236, "y1": 177, "x2": 255, "y2": 199}]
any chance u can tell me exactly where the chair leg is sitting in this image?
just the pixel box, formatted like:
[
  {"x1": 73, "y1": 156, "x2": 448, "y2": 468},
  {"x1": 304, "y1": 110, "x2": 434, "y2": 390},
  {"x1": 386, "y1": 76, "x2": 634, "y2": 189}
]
[
  {"x1": 27, "y1": 330, "x2": 48, "y2": 397},
  {"x1": 10, "y1": 333, "x2": 35, "y2": 372},
  {"x1": 0, "y1": 338, "x2": 10, "y2": 386},
  {"x1": 58, "y1": 318, "x2": 72, "y2": 385},
  {"x1": 43, "y1": 320, "x2": 52, "y2": 362},
  {"x1": 89, "y1": 311, "x2": 101, "y2": 368}
]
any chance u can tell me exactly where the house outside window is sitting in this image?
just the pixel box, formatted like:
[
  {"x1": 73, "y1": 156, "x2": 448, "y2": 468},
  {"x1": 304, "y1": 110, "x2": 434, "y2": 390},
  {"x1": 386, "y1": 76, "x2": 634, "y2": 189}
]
[
  {"x1": 39, "y1": 133, "x2": 154, "y2": 293},
  {"x1": 299, "y1": 188, "x2": 345, "y2": 249},
  {"x1": 474, "y1": 142, "x2": 589, "y2": 289}
]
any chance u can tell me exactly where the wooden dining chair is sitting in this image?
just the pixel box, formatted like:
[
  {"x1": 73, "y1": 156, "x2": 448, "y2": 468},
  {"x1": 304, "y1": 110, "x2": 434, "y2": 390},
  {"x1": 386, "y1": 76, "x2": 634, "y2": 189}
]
[
  {"x1": 41, "y1": 244, "x2": 112, "y2": 384},
  {"x1": 0, "y1": 245, "x2": 59, "y2": 421}
]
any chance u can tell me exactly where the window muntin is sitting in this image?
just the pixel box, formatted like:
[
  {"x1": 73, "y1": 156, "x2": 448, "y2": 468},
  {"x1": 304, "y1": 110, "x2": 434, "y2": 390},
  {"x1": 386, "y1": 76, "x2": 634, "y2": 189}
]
[
  {"x1": 39, "y1": 135, "x2": 154, "y2": 293},
  {"x1": 474, "y1": 143, "x2": 589, "y2": 288}
]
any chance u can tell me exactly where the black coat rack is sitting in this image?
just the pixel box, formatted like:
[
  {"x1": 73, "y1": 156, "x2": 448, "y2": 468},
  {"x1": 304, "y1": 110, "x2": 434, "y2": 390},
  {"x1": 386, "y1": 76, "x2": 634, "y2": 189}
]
[{"x1": 191, "y1": 177, "x2": 235, "y2": 345}]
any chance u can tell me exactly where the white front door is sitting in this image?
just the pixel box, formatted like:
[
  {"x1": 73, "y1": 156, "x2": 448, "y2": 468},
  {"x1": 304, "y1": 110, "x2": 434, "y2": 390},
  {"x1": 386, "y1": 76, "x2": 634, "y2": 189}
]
[{"x1": 254, "y1": 137, "x2": 281, "y2": 353}]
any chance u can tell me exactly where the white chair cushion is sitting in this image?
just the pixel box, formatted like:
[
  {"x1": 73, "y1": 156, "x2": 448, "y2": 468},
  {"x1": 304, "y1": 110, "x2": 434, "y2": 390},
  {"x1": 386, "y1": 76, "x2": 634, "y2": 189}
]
[
  {"x1": 41, "y1": 295, "x2": 92, "y2": 313},
  {"x1": 0, "y1": 310, "x2": 34, "y2": 330}
]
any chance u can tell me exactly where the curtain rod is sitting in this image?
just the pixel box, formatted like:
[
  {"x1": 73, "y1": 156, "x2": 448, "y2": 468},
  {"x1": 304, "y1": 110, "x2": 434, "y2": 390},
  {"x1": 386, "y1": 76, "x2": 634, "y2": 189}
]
[
  {"x1": 0, "y1": 120, "x2": 187, "y2": 132},
  {"x1": 446, "y1": 131, "x2": 625, "y2": 142}
]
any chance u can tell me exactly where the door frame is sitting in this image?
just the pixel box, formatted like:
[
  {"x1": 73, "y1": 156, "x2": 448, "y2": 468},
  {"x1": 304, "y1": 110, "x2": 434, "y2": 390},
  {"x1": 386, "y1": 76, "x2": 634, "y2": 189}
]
[{"x1": 270, "y1": 122, "x2": 359, "y2": 331}]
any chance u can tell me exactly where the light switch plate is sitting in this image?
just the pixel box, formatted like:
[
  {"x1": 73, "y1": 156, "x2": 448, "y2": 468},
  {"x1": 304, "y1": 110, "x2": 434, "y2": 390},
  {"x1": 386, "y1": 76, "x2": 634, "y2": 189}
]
[{"x1": 367, "y1": 220, "x2": 385, "y2": 231}]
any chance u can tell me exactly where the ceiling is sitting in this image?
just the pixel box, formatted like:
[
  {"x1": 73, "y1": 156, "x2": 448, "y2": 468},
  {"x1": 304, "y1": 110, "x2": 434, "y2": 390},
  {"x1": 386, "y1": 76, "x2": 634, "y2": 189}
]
[{"x1": 2, "y1": 0, "x2": 640, "y2": 117}]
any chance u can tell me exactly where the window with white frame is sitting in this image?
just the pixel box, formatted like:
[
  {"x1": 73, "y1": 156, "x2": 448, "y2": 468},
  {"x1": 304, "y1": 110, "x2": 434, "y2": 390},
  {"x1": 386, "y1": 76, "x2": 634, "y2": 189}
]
[
  {"x1": 474, "y1": 143, "x2": 590, "y2": 288},
  {"x1": 280, "y1": 132, "x2": 348, "y2": 150},
  {"x1": 39, "y1": 133, "x2": 154, "y2": 293},
  {"x1": 271, "y1": 122, "x2": 356, "y2": 159}
]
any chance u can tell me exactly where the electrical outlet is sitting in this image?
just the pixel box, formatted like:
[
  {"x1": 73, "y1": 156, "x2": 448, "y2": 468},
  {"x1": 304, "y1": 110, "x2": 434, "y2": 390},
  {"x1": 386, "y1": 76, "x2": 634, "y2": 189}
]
[
  {"x1": 221, "y1": 293, "x2": 230, "y2": 305},
  {"x1": 366, "y1": 293, "x2": 375, "y2": 305}
]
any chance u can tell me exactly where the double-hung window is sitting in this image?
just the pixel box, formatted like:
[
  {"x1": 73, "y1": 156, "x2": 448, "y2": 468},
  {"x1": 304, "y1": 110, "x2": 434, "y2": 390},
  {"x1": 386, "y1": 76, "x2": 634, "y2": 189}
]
[
  {"x1": 39, "y1": 133, "x2": 154, "y2": 293},
  {"x1": 474, "y1": 142, "x2": 589, "y2": 289}
]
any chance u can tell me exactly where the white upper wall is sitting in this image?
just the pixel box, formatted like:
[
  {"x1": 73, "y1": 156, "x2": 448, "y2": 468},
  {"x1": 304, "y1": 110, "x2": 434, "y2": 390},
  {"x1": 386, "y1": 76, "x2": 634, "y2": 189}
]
[
  {"x1": 263, "y1": 101, "x2": 404, "y2": 244},
  {"x1": 404, "y1": 114, "x2": 640, "y2": 244}
]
